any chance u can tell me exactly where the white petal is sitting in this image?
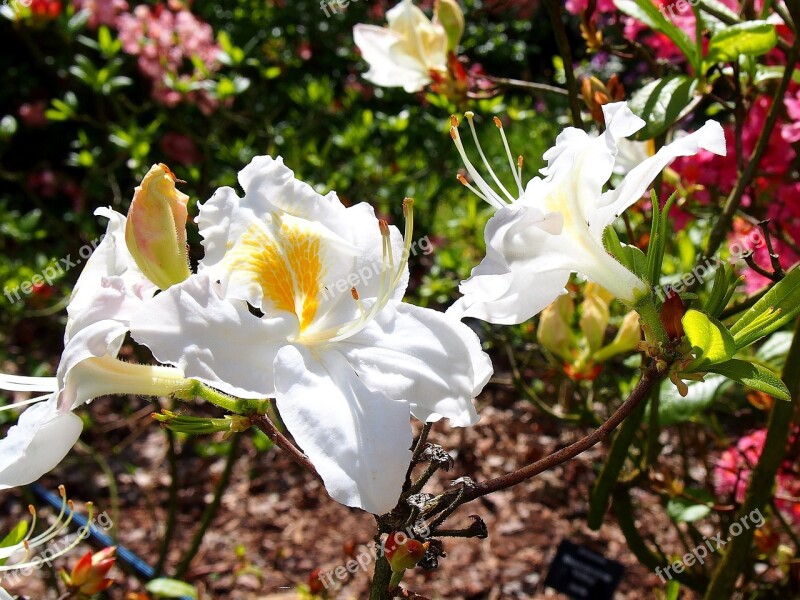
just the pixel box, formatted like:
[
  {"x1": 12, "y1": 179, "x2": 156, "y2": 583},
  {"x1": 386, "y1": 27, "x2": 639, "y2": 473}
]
[
  {"x1": 536, "y1": 103, "x2": 644, "y2": 226},
  {"x1": 0, "y1": 586, "x2": 13, "y2": 600},
  {"x1": 274, "y1": 345, "x2": 412, "y2": 514},
  {"x1": 0, "y1": 396, "x2": 83, "y2": 489},
  {"x1": 339, "y1": 301, "x2": 490, "y2": 426},
  {"x1": 130, "y1": 274, "x2": 296, "y2": 399},
  {"x1": 450, "y1": 268, "x2": 571, "y2": 326},
  {"x1": 198, "y1": 155, "x2": 349, "y2": 270},
  {"x1": 592, "y1": 120, "x2": 726, "y2": 237},
  {"x1": 70, "y1": 208, "x2": 155, "y2": 318},
  {"x1": 353, "y1": 24, "x2": 431, "y2": 92}
]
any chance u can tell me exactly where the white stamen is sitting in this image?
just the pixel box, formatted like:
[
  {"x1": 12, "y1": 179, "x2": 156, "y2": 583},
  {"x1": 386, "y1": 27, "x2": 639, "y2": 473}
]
[
  {"x1": 494, "y1": 116, "x2": 524, "y2": 196},
  {"x1": 297, "y1": 201, "x2": 415, "y2": 345},
  {"x1": 450, "y1": 126, "x2": 507, "y2": 209},
  {"x1": 0, "y1": 393, "x2": 52, "y2": 413},
  {"x1": 464, "y1": 112, "x2": 517, "y2": 204}
]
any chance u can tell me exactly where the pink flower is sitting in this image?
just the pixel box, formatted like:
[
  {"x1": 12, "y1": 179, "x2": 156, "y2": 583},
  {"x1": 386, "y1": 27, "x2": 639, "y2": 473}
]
[
  {"x1": 18, "y1": 101, "x2": 48, "y2": 128},
  {"x1": 71, "y1": 0, "x2": 128, "y2": 28},
  {"x1": 715, "y1": 429, "x2": 800, "y2": 526},
  {"x1": 565, "y1": 0, "x2": 615, "y2": 15},
  {"x1": 782, "y1": 89, "x2": 800, "y2": 143},
  {"x1": 115, "y1": 4, "x2": 221, "y2": 110}
]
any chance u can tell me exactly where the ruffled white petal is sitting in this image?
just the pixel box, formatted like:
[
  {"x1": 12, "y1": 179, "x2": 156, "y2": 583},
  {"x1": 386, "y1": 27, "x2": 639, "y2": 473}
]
[
  {"x1": 130, "y1": 274, "x2": 296, "y2": 399},
  {"x1": 592, "y1": 119, "x2": 726, "y2": 237},
  {"x1": 338, "y1": 301, "x2": 490, "y2": 426},
  {"x1": 0, "y1": 396, "x2": 83, "y2": 490},
  {"x1": 198, "y1": 156, "x2": 349, "y2": 271},
  {"x1": 274, "y1": 344, "x2": 412, "y2": 515}
]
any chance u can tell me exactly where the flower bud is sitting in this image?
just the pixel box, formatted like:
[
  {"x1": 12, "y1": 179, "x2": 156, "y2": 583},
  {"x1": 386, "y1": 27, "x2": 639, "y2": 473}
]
[
  {"x1": 435, "y1": 0, "x2": 464, "y2": 52},
  {"x1": 661, "y1": 288, "x2": 686, "y2": 340},
  {"x1": 579, "y1": 284, "x2": 611, "y2": 353},
  {"x1": 384, "y1": 532, "x2": 428, "y2": 573},
  {"x1": 63, "y1": 547, "x2": 116, "y2": 595},
  {"x1": 537, "y1": 295, "x2": 575, "y2": 362},
  {"x1": 125, "y1": 163, "x2": 191, "y2": 290}
]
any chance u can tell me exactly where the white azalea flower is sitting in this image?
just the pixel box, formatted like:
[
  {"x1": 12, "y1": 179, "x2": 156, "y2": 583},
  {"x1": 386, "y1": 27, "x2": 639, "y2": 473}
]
[
  {"x1": 0, "y1": 208, "x2": 188, "y2": 489},
  {"x1": 447, "y1": 103, "x2": 726, "y2": 325},
  {"x1": 130, "y1": 155, "x2": 492, "y2": 514},
  {"x1": 353, "y1": 0, "x2": 448, "y2": 93}
]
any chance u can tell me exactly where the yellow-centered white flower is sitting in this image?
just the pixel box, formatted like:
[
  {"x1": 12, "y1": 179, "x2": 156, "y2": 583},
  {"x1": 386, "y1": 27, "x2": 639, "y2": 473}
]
[
  {"x1": 130, "y1": 155, "x2": 492, "y2": 515},
  {"x1": 447, "y1": 103, "x2": 726, "y2": 325},
  {"x1": 353, "y1": 0, "x2": 448, "y2": 93},
  {"x1": 0, "y1": 208, "x2": 188, "y2": 490}
]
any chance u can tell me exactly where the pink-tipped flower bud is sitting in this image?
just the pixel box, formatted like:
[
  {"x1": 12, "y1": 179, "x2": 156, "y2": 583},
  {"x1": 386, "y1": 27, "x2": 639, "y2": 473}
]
[{"x1": 125, "y1": 163, "x2": 191, "y2": 290}]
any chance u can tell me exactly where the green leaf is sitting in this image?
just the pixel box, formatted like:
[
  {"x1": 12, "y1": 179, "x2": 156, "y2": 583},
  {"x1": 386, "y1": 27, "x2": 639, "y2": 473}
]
[
  {"x1": 655, "y1": 375, "x2": 729, "y2": 426},
  {"x1": 708, "y1": 359, "x2": 791, "y2": 401},
  {"x1": 616, "y1": 0, "x2": 699, "y2": 68},
  {"x1": 683, "y1": 309, "x2": 736, "y2": 369},
  {"x1": 706, "y1": 21, "x2": 778, "y2": 65},
  {"x1": 666, "y1": 489, "x2": 713, "y2": 523},
  {"x1": 627, "y1": 76, "x2": 697, "y2": 140},
  {"x1": 0, "y1": 520, "x2": 29, "y2": 567},
  {"x1": 730, "y1": 266, "x2": 800, "y2": 349},
  {"x1": 665, "y1": 579, "x2": 681, "y2": 600},
  {"x1": 646, "y1": 191, "x2": 677, "y2": 286},
  {"x1": 603, "y1": 226, "x2": 647, "y2": 278},
  {"x1": 146, "y1": 578, "x2": 198, "y2": 599}
]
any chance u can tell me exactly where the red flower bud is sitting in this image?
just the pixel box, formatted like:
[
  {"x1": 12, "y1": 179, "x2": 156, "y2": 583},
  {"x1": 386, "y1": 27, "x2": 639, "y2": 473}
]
[
  {"x1": 63, "y1": 547, "x2": 116, "y2": 595},
  {"x1": 384, "y1": 532, "x2": 428, "y2": 573},
  {"x1": 660, "y1": 289, "x2": 685, "y2": 340}
]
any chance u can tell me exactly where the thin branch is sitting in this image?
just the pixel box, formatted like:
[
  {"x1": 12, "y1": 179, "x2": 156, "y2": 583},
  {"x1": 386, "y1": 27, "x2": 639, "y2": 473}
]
[
  {"x1": 702, "y1": 42, "x2": 798, "y2": 260},
  {"x1": 252, "y1": 413, "x2": 320, "y2": 480},
  {"x1": 462, "y1": 363, "x2": 663, "y2": 502},
  {"x1": 545, "y1": 0, "x2": 584, "y2": 127},
  {"x1": 483, "y1": 75, "x2": 569, "y2": 97}
]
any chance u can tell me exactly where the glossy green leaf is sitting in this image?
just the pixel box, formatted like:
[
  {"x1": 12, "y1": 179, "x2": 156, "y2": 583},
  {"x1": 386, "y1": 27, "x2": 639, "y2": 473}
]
[
  {"x1": 708, "y1": 359, "x2": 791, "y2": 401},
  {"x1": 616, "y1": 0, "x2": 699, "y2": 68},
  {"x1": 730, "y1": 266, "x2": 800, "y2": 349},
  {"x1": 627, "y1": 76, "x2": 697, "y2": 140},
  {"x1": 706, "y1": 21, "x2": 778, "y2": 65},
  {"x1": 683, "y1": 309, "x2": 736, "y2": 369}
]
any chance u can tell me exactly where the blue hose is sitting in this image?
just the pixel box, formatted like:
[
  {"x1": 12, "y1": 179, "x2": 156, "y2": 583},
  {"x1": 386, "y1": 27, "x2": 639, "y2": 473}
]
[{"x1": 30, "y1": 483, "x2": 195, "y2": 600}]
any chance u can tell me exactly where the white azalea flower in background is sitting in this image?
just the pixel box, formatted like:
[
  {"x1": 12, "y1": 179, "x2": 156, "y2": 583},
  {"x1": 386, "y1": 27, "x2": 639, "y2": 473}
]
[
  {"x1": 130, "y1": 155, "x2": 492, "y2": 515},
  {"x1": 447, "y1": 103, "x2": 726, "y2": 325},
  {"x1": 0, "y1": 205, "x2": 189, "y2": 489},
  {"x1": 353, "y1": 0, "x2": 448, "y2": 93}
]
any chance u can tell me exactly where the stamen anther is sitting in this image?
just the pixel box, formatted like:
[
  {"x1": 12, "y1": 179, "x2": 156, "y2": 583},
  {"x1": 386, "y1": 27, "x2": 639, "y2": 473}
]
[
  {"x1": 450, "y1": 114, "x2": 459, "y2": 127},
  {"x1": 493, "y1": 116, "x2": 503, "y2": 128}
]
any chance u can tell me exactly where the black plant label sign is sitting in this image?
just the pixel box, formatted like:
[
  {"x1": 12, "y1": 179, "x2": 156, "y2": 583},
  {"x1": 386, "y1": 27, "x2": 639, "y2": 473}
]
[{"x1": 543, "y1": 539, "x2": 624, "y2": 600}]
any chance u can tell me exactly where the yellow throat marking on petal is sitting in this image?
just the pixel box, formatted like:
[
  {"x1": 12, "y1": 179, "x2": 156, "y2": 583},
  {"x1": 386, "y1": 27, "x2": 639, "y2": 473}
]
[{"x1": 232, "y1": 218, "x2": 323, "y2": 330}]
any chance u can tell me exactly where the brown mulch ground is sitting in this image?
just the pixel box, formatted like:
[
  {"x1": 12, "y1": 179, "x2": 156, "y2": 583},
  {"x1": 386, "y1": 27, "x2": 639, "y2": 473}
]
[{"x1": 0, "y1": 378, "x2": 686, "y2": 600}]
